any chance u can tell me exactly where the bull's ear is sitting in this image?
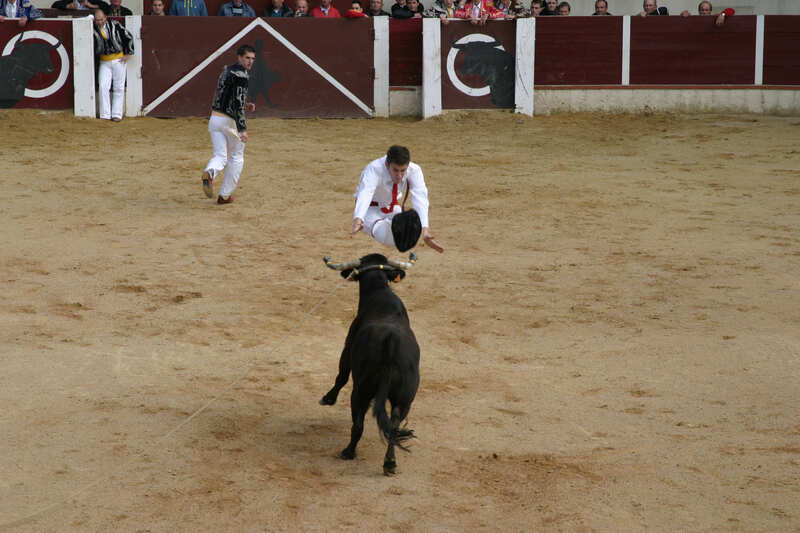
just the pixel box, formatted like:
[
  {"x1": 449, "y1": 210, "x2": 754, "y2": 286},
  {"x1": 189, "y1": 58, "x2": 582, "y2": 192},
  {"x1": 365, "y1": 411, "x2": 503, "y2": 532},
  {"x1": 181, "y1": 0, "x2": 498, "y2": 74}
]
[
  {"x1": 390, "y1": 270, "x2": 406, "y2": 283},
  {"x1": 341, "y1": 269, "x2": 356, "y2": 280}
]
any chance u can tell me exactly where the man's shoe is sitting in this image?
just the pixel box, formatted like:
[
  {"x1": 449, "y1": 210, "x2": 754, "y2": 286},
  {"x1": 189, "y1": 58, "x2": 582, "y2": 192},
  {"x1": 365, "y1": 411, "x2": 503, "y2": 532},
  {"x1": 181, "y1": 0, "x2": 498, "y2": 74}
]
[
  {"x1": 202, "y1": 170, "x2": 214, "y2": 198},
  {"x1": 217, "y1": 194, "x2": 233, "y2": 204}
]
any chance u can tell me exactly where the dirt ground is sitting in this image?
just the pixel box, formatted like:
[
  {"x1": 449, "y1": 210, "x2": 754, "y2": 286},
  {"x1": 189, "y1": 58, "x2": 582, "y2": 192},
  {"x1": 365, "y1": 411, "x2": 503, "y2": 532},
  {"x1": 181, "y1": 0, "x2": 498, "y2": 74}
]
[{"x1": 1, "y1": 109, "x2": 798, "y2": 532}]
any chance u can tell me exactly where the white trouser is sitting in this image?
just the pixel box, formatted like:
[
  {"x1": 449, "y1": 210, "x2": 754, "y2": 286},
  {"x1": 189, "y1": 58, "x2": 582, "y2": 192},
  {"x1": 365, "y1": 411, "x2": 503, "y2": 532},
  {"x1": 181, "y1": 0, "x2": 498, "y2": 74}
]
[
  {"x1": 205, "y1": 114, "x2": 245, "y2": 199},
  {"x1": 362, "y1": 204, "x2": 401, "y2": 248},
  {"x1": 98, "y1": 58, "x2": 126, "y2": 120}
]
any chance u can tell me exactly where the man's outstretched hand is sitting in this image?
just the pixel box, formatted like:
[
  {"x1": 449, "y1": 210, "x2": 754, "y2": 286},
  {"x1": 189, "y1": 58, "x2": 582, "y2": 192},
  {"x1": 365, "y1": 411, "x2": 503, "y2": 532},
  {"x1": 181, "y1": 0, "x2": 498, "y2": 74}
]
[{"x1": 422, "y1": 228, "x2": 444, "y2": 253}]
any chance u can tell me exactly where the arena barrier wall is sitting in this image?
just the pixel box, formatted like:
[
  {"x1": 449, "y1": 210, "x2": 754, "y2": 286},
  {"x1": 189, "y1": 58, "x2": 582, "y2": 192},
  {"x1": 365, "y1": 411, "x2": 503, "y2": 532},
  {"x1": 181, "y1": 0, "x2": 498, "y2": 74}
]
[
  {"x1": 0, "y1": 20, "x2": 75, "y2": 109},
  {"x1": 418, "y1": 15, "x2": 800, "y2": 117}
]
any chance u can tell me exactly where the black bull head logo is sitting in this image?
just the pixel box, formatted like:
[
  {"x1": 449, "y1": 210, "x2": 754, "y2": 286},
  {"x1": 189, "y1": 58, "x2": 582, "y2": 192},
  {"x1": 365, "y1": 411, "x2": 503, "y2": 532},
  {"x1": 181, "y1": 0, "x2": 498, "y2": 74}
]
[
  {"x1": 0, "y1": 32, "x2": 62, "y2": 108},
  {"x1": 452, "y1": 36, "x2": 515, "y2": 108}
]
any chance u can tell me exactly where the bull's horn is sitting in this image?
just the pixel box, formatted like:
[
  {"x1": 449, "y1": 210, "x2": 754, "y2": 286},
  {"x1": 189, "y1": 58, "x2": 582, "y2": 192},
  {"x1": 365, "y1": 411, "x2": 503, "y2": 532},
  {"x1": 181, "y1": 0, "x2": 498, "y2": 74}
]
[
  {"x1": 50, "y1": 33, "x2": 63, "y2": 50},
  {"x1": 13, "y1": 31, "x2": 25, "y2": 49},
  {"x1": 323, "y1": 256, "x2": 360, "y2": 271},
  {"x1": 387, "y1": 252, "x2": 417, "y2": 270}
]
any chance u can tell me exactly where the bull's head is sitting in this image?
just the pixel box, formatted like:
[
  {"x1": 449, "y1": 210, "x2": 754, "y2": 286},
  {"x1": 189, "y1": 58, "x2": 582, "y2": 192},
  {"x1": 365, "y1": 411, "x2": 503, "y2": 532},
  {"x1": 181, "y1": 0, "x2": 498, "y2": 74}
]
[
  {"x1": 323, "y1": 253, "x2": 417, "y2": 282},
  {"x1": 10, "y1": 32, "x2": 62, "y2": 75}
]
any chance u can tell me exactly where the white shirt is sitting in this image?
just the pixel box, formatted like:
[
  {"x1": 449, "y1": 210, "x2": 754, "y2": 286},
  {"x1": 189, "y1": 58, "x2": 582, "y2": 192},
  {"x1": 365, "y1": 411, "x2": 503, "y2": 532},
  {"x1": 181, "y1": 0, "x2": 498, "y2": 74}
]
[
  {"x1": 353, "y1": 155, "x2": 431, "y2": 228},
  {"x1": 5, "y1": 0, "x2": 18, "y2": 18}
]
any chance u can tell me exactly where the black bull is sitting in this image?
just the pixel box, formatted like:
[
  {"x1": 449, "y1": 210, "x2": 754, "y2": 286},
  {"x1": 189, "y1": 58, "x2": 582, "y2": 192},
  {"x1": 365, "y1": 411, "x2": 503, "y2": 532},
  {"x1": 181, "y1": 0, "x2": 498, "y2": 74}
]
[
  {"x1": 0, "y1": 32, "x2": 61, "y2": 109},
  {"x1": 453, "y1": 37, "x2": 515, "y2": 108},
  {"x1": 320, "y1": 253, "x2": 420, "y2": 476}
]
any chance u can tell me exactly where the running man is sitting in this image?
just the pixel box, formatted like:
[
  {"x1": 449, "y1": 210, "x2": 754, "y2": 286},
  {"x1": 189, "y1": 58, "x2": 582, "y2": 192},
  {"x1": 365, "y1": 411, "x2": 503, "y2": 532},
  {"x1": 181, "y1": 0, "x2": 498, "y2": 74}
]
[
  {"x1": 351, "y1": 145, "x2": 445, "y2": 253},
  {"x1": 201, "y1": 44, "x2": 256, "y2": 204}
]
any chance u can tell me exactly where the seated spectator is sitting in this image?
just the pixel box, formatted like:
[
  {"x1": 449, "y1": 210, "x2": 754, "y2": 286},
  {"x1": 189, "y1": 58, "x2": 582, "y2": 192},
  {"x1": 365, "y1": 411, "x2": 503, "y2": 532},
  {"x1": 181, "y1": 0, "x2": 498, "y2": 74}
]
[
  {"x1": 506, "y1": 0, "x2": 528, "y2": 17},
  {"x1": 406, "y1": 0, "x2": 423, "y2": 16},
  {"x1": 638, "y1": 0, "x2": 667, "y2": 16},
  {"x1": 169, "y1": 0, "x2": 207, "y2": 15},
  {"x1": 265, "y1": 0, "x2": 292, "y2": 16},
  {"x1": 149, "y1": 0, "x2": 165, "y2": 14},
  {"x1": 423, "y1": 0, "x2": 455, "y2": 19},
  {"x1": 219, "y1": 0, "x2": 255, "y2": 15},
  {"x1": 1, "y1": 0, "x2": 42, "y2": 24},
  {"x1": 106, "y1": 0, "x2": 132, "y2": 15},
  {"x1": 556, "y1": 0, "x2": 568, "y2": 14},
  {"x1": 345, "y1": 0, "x2": 367, "y2": 16},
  {"x1": 310, "y1": 0, "x2": 341, "y2": 16},
  {"x1": 454, "y1": 0, "x2": 503, "y2": 24},
  {"x1": 592, "y1": 0, "x2": 610, "y2": 15},
  {"x1": 539, "y1": 0, "x2": 556, "y2": 15},
  {"x1": 680, "y1": 1, "x2": 733, "y2": 25},
  {"x1": 294, "y1": 0, "x2": 309, "y2": 14},
  {"x1": 390, "y1": 0, "x2": 412, "y2": 17},
  {"x1": 51, "y1": 0, "x2": 108, "y2": 12},
  {"x1": 367, "y1": 0, "x2": 389, "y2": 15},
  {"x1": 529, "y1": 0, "x2": 541, "y2": 16}
]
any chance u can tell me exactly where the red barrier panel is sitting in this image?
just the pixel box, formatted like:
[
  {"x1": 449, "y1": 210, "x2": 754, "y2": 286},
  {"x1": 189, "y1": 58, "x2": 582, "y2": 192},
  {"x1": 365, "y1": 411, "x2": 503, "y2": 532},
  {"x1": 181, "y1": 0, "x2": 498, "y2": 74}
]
[
  {"x1": 441, "y1": 21, "x2": 516, "y2": 109},
  {"x1": 764, "y1": 15, "x2": 800, "y2": 85},
  {"x1": 0, "y1": 20, "x2": 74, "y2": 109},
  {"x1": 534, "y1": 16, "x2": 622, "y2": 85},
  {"x1": 630, "y1": 15, "x2": 756, "y2": 85},
  {"x1": 389, "y1": 18, "x2": 422, "y2": 86},
  {"x1": 142, "y1": 17, "x2": 373, "y2": 118}
]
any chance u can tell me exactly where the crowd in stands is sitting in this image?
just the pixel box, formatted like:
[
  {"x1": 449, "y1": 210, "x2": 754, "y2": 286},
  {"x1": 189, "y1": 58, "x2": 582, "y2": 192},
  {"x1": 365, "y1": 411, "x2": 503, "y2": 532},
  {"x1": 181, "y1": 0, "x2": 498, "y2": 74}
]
[{"x1": 0, "y1": 0, "x2": 736, "y2": 23}]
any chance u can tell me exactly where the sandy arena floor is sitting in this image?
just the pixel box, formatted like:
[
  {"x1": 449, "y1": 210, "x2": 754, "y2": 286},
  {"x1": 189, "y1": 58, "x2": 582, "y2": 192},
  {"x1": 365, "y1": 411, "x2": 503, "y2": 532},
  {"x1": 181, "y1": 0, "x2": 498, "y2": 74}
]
[{"x1": 1, "y1": 109, "x2": 798, "y2": 532}]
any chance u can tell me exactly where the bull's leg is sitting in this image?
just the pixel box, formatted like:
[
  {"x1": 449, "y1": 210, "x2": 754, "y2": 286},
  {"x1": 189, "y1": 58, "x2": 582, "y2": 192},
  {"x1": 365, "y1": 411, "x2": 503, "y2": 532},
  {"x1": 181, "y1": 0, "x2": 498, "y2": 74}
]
[
  {"x1": 320, "y1": 347, "x2": 350, "y2": 406},
  {"x1": 383, "y1": 405, "x2": 413, "y2": 476},
  {"x1": 341, "y1": 388, "x2": 368, "y2": 460}
]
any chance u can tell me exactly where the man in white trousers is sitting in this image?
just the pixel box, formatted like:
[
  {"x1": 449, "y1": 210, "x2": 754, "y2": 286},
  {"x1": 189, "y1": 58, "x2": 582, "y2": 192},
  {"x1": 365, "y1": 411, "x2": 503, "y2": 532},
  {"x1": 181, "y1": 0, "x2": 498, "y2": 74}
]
[
  {"x1": 92, "y1": 9, "x2": 133, "y2": 122},
  {"x1": 351, "y1": 145, "x2": 445, "y2": 253},
  {"x1": 201, "y1": 45, "x2": 256, "y2": 204}
]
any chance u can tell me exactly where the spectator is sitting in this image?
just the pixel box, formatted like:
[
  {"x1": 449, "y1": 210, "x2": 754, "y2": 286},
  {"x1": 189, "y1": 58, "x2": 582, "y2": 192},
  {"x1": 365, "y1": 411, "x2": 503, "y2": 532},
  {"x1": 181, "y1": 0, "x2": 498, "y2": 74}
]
[
  {"x1": 367, "y1": 0, "x2": 389, "y2": 16},
  {"x1": 539, "y1": 0, "x2": 556, "y2": 15},
  {"x1": 454, "y1": 0, "x2": 503, "y2": 24},
  {"x1": 345, "y1": 0, "x2": 367, "y2": 15},
  {"x1": 219, "y1": 0, "x2": 255, "y2": 15},
  {"x1": 92, "y1": 8, "x2": 133, "y2": 122},
  {"x1": 106, "y1": 0, "x2": 132, "y2": 15},
  {"x1": 423, "y1": 0, "x2": 456, "y2": 19},
  {"x1": 149, "y1": 0, "x2": 165, "y2": 14},
  {"x1": 51, "y1": 0, "x2": 109, "y2": 11},
  {"x1": 680, "y1": 1, "x2": 733, "y2": 25},
  {"x1": 592, "y1": 0, "x2": 610, "y2": 15},
  {"x1": 506, "y1": 0, "x2": 529, "y2": 17},
  {"x1": 406, "y1": 0, "x2": 423, "y2": 16},
  {"x1": 529, "y1": 0, "x2": 541, "y2": 16},
  {"x1": 0, "y1": 0, "x2": 43, "y2": 25},
  {"x1": 265, "y1": 0, "x2": 292, "y2": 15},
  {"x1": 638, "y1": 0, "x2": 667, "y2": 16},
  {"x1": 310, "y1": 0, "x2": 341, "y2": 16},
  {"x1": 556, "y1": 0, "x2": 568, "y2": 14},
  {"x1": 294, "y1": 0, "x2": 309, "y2": 14},
  {"x1": 169, "y1": 0, "x2": 207, "y2": 15},
  {"x1": 390, "y1": 0, "x2": 412, "y2": 17}
]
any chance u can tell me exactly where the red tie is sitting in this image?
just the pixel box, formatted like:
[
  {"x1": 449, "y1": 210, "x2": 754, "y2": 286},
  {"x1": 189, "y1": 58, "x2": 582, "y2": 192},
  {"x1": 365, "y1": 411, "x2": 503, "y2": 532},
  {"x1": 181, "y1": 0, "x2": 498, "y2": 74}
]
[{"x1": 381, "y1": 183, "x2": 399, "y2": 214}]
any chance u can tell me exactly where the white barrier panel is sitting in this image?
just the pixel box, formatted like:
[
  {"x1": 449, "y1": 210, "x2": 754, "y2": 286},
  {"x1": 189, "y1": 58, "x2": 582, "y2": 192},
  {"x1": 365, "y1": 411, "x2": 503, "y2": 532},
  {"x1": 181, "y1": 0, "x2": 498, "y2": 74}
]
[
  {"x1": 125, "y1": 15, "x2": 143, "y2": 117},
  {"x1": 422, "y1": 18, "x2": 442, "y2": 119},
  {"x1": 514, "y1": 17, "x2": 534, "y2": 116},
  {"x1": 72, "y1": 17, "x2": 95, "y2": 118},
  {"x1": 373, "y1": 16, "x2": 389, "y2": 118}
]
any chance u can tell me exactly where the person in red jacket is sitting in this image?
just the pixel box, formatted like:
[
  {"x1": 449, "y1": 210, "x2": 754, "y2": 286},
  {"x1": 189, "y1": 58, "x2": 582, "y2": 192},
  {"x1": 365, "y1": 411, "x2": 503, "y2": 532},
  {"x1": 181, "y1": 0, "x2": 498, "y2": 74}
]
[
  {"x1": 310, "y1": 0, "x2": 341, "y2": 16},
  {"x1": 454, "y1": 0, "x2": 503, "y2": 24},
  {"x1": 680, "y1": 1, "x2": 734, "y2": 26}
]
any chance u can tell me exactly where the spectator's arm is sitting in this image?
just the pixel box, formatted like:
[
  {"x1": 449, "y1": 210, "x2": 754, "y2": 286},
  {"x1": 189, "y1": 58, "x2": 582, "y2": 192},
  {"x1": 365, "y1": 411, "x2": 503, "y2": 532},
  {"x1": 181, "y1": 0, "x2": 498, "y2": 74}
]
[
  {"x1": 199, "y1": 1, "x2": 207, "y2": 15},
  {"x1": 715, "y1": 7, "x2": 733, "y2": 25}
]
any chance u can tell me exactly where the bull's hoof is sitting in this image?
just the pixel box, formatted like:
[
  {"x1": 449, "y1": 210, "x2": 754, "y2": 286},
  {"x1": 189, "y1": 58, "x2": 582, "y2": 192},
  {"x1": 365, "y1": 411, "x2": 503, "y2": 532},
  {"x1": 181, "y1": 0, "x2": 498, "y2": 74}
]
[
  {"x1": 383, "y1": 461, "x2": 397, "y2": 476},
  {"x1": 319, "y1": 395, "x2": 336, "y2": 406},
  {"x1": 340, "y1": 448, "x2": 356, "y2": 460}
]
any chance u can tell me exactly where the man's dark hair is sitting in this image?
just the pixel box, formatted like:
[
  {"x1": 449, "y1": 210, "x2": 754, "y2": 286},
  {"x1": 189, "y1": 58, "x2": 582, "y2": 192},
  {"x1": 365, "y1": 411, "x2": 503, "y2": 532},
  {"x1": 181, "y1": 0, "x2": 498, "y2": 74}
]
[
  {"x1": 698, "y1": 0, "x2": 711, "y2": 10},
  {"x1": 237, "y1": 44, "x2": 256, "y2": 56},
  {"x1": 530, "y1": 0, "x2": 542, "y2": 6},
  {"x1": 594, "y1": 0, "x2": 606, "y2": 8},
  {"x1": 386, "y1": 145, "x2": 410, "y2": 166}
]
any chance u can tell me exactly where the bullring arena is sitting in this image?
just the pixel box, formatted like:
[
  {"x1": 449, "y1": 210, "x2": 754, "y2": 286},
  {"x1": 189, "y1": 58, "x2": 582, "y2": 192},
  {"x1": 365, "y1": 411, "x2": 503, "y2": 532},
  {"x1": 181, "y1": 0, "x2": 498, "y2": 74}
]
[{"x1": 1, "y1": 107, "x2": 798, "y2": 531}]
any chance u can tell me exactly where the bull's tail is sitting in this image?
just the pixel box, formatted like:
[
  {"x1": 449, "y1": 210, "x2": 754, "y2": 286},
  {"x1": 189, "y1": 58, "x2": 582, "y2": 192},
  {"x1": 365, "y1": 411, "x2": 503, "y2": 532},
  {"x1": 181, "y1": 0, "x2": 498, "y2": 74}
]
[{"x1": 373, "y1": 336, "x2": 415, "y2": 452}]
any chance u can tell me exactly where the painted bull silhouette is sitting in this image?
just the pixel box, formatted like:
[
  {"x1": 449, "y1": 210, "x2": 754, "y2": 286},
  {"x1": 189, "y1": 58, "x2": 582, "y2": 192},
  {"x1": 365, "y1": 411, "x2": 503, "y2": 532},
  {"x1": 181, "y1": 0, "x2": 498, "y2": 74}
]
[
  {"x1": 0, "y1": 32, "x2": 61, "y2": 108},
  {"x1": 248, "y1": 39, "x2": 279, "y2": 108},
  {"x1": 453, "y1": 36, "x2": 514, "y2": 108}
]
